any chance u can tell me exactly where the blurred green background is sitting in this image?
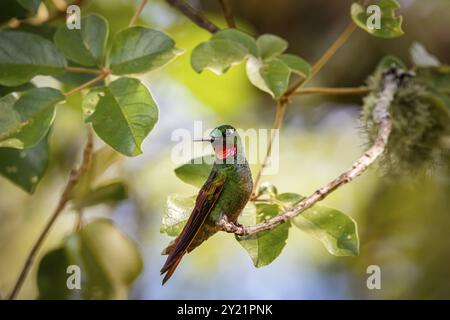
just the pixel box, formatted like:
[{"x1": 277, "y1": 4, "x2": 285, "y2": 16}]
[{"x1": 1, "y1": 0, "x2": 450, "y2": 299}]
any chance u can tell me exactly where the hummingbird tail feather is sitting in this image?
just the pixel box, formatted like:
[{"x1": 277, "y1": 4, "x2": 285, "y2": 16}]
[
  {"x1": 160, "y1": 170, "x2": 226, "y2": 284},
  {"x1": 161, "y1": 254, "x2": 183, "y2": 285}
]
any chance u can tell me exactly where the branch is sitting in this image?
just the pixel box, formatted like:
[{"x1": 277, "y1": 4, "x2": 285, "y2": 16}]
[
  {"x1": 129, "y1": 0, "x2": 148, "y2": 27},
  {"x1": 220, "y1": 69, "x2": 407, "y2": 236},
  {"x1": 217, "y1": 0, "x2": 236, "y2": 28},
  {"x1": 8, "y1": 128, "x2": 94, "y2": 300},
  {"x1": 166, "y1": 0, "x2": 220, "y2": 33}
]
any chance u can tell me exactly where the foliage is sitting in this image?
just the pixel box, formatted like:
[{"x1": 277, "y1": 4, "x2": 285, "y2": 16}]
[{"x1": 1, "y1": 0, "x2": 449, "y2": 300}]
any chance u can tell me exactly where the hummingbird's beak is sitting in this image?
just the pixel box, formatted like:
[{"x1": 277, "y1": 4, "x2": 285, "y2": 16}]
[{"x1": 193, "y1": 138, "x2": 213, "y2": 142}]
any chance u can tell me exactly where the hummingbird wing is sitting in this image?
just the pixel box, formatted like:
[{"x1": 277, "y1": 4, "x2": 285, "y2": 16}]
[{"x1": 160, "y1": 169, "x2": 226, "y2": 284}]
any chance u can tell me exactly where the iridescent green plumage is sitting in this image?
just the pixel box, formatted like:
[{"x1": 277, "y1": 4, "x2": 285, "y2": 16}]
[{"x1": 161, "y1": 125, "x2": 253, "y2": 284}]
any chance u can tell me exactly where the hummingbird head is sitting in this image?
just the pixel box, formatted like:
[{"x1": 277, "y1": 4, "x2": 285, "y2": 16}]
[{"x1": 195, "y1": 125, "x2": 243, "y2": 161}]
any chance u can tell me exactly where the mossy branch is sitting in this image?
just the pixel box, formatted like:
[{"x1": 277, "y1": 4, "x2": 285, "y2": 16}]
[{"x1": 219, "y1": 69, "x2": 411, "y2": 236}]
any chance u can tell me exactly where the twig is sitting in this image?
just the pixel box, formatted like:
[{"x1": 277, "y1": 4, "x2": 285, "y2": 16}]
[
  {"x1": 217, "y1": 0, "x2": 236, "y2": 28},
  {"x1": 129, "y1": 0, "x2": 148, "y2": 27},
  {"x1": 283, "y1": 21, "x2": 357, "y2": 98},
  {"x1": 251, "y1": 100, "x2": 286, "y2": 198},
  {"x1": 294, "y1": 86, "x2": 370, "y2": 96},
  {"x1": 64, "y1": 66, "x2": 101, "y2": 75},
  {"x1": 63, "y1": 69, "x2": 109, "y2": 97},
  {"x1": 8, "y1": 128, "x2": 94, "y2": 300},
  {"x1": 220, "y1": 69, "x2": 407, "y2": 236},
  {"x1": 252, "y1": 21, "x2": 358, "y2": 196},
  {"x1": 166, "y1": 0, "x2": 220, "y2": 33}
]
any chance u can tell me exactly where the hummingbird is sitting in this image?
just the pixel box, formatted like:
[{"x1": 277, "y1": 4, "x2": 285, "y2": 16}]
[{"x1": 161, "y1": 125, "x2": 253, "y2": 284}]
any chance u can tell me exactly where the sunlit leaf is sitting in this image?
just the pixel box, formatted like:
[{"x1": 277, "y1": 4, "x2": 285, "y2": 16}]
[
  {"x1": 212, "y1": 29, "x2": 258, "y2": 57},
  {"x1": 86, "y1": 77, "x2": 158, "y2": 157},
  {"x1": 174, "y1": 154, "x2": 215, "y2": 188},
  {"x1": 0, "y1": 88, "x2": 64, "y2": 149},
  {"x1": 246, "y1": 56, "x2": 290, "y2": 98},
  {"x1": 256, "y1": 34, "x2": 288, "y2": 60},
  {"x1": 54, "y1": 14, "x2": 109, "y2": 67},
  {"x1": 0, "y1": 31, "x2": 66, "y2": 86},
  {"x1": 351, "y1": 0, "x2": 404, "y2": 38},
  {"x1": 293, "y1": 205, "x2": 359, "y2": 256},
  {"x1": 278, "y1": 54, "x2": 310, "y2": 77},
  {"x1": 191, "y1": 39, "x2": 248, "y2": 74},
  {"x1": 0, "y1": 133, "x2": 49, "y2": 193},
  {"x1": 237, "y1": 202, "x2": 290, "y2": 267},
  {"x1": 109, "y1": 26, "x2": 182, "y2": 75},
  {"x1": 161, "y1": 194, "x2": 196, "y2": 237}
]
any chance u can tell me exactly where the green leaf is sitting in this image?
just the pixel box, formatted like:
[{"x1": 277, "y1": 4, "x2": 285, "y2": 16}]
[
  {"x1": 16, "y1": 0, "x2": 40, "y2": 13},
  {"x1": 37, "y1": 220, "x2": 143, "y2": 300},
  {"x1": 293, "y1": 205, "x2": 359, "y2": 256},
  {"x1": 74, "y1": 181, "x2": 128, "y2": 209},
  {"x1": 86, "y1": 77, "x2": 158, "y2": 157},
  {"x1": 236, "y1": 202, "x2": 290, "y2": 267},
  {"x1": 0, "y1": 31, "x2": 66, "y2": 86},
  {"x1": 409, "y1": 42, "x2": 440, "y2": 68},
  {"x1": 0, "y1": 133, "x2": 49, "y2": 193},
  {"x1": 0, "y1": 88, "x2": 64, "y2": 149},
  {"x1": 256, "y1": 34, "x2": 288, "y2": 60},
  {"x1": 79, "y1": 219, "x2": 143, "y2": 299},
  {"x1": 37, "y1": 246, "x2": 74, "y2": 300},
  {"x1": 246, "y1": 56, "x2": 290, "y2": 98},
  {"x1": 109, "y1": 26, "x2": 182, "y2": 75},
  {"x1": 278, "y1": 54, "x2": 310, "y2": 77},
  {"x1": 212, "y1": 29, "x2": 258, "y2": 57},
  {"x1": 161, "y1": 194, "x2": 196, "y2": 236},
  {"x1": 174, "y1": 154, "x2": 215, "y2": 188},
  {"x1": 191, "y1": 39, "x2": 248, "y2": 74},
  {"x1": 351, "y1": 0, "x2": 404, "y2": 38},
  {"x1": 0, "y1": 82, "x2": 35, "y2": 97},
  {"x1": 72, "y1": 146, "x2": 121, "y2": 201},
  {"x1": 54, "y1": 14, "x2": 109, "y2": 67}
]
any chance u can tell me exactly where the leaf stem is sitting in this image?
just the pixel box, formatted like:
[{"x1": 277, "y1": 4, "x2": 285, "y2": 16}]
[
  {"x1": 221, "y1": 69, "x2": 409, "y2": 236},
  {"x1": 293, "y1": 86, "x2": 370, "y2": 96},
  {"x1": 166, "y1": 0, "x2": 220, "y2": 33},
  {"x1": 64, "y1": 66, "x2": 101, "y2": 75},
  {"x1": 8, "y1": 128, "x2": 94, "y2": 300},
  {"x1": 217, "y1": 0, "x2": 236, "y2": 28},
  {"x1": 63, "y1": 69, "x2": 109, "y2": 97},
  {"x1": 283, "y1": 21, "x2": 357, "y2": 98},
  {"x1": 129, "y1": 0, "x2": 148, "y2": 27}
]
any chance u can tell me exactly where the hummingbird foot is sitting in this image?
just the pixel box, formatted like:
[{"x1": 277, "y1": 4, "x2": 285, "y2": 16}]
[{"x1": 217, "y1": 211, "x2": 246, "y2": 235}]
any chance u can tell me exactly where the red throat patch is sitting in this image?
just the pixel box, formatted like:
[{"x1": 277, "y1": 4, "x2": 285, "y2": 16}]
[{"x1": 216, "y1": 146, "x2": 237, "y2": 160}]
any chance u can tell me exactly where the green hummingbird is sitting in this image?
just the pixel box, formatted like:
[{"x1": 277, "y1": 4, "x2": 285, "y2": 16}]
[{"x1": 161, "y1": 125, "x2": 253, "y2": 284}]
